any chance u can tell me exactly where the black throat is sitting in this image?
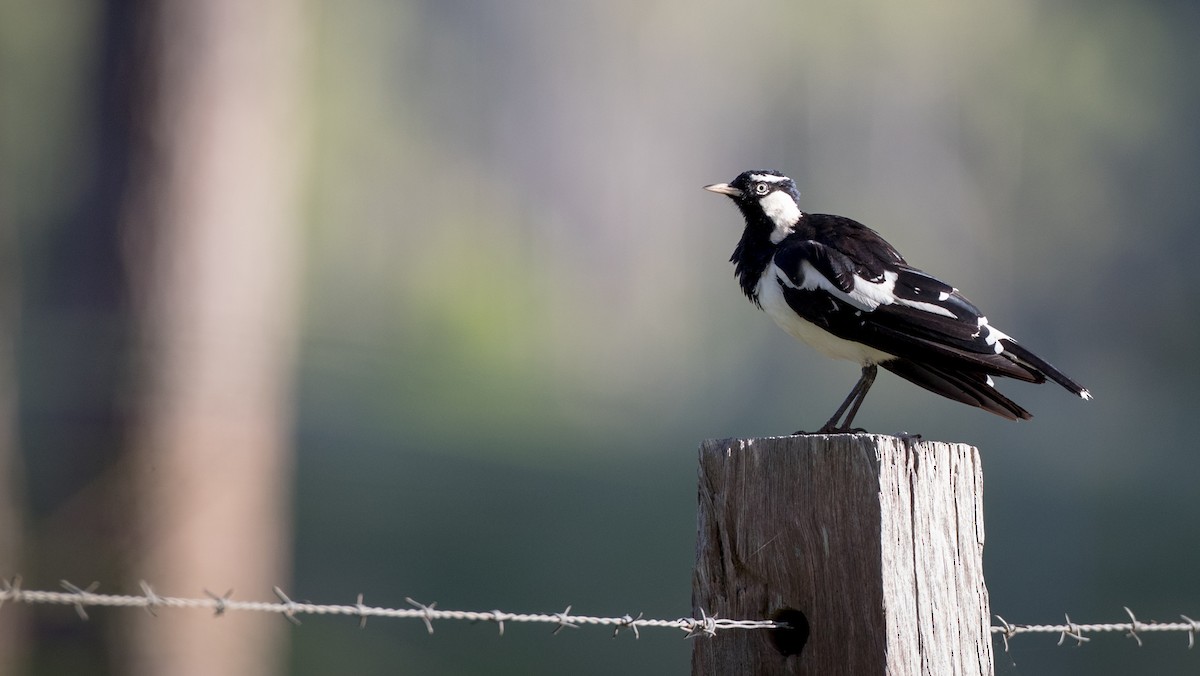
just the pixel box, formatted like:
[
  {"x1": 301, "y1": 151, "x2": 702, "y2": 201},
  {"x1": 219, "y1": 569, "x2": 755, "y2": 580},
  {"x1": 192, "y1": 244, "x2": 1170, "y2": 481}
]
[{"x1": 730, "y1": 208, "x2": 797, "y2": 307}]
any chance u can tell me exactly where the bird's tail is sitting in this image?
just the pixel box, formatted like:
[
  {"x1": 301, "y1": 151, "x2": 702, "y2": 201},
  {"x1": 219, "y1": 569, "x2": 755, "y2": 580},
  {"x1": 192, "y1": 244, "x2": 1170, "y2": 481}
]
[
  {"x1": 881, "y1": 359, "x2": 1032, "y2": 420},
  {"x1": 1000, "y1": 339, "x2": 1092, "y2": 401}
]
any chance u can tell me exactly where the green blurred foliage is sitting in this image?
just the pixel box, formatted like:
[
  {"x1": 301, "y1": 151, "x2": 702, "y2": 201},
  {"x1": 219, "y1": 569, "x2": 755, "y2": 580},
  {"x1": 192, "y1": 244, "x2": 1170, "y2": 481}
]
[{"x1": 5, "y1": 0, "x2": 1200, "y2": 674}]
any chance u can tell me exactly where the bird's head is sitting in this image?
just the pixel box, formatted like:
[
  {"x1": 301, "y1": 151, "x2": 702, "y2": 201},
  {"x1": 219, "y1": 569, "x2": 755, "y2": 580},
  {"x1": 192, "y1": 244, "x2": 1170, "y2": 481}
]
[{"x1": 705, "y1": 170, "x2": 803, "y2": 242}]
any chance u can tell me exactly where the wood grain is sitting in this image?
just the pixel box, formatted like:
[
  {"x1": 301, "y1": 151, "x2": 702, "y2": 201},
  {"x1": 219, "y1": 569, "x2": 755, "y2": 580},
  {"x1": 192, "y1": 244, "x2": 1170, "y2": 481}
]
[{"x1": 692, "y1": 434, "x2": 993, "y2": 675}]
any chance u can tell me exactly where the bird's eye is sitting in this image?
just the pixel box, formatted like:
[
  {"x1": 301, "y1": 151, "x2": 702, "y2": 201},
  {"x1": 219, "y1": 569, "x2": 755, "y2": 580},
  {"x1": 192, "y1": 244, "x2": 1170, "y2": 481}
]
[{"x1": 754, "y1": 183, "x2": 770, "y2": 195}]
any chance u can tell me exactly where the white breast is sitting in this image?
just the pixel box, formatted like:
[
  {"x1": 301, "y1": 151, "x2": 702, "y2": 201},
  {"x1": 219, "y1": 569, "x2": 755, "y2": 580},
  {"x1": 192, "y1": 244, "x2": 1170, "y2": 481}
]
[{"x1": 757, "y1": 268, "x2": 896, "y2": 365}]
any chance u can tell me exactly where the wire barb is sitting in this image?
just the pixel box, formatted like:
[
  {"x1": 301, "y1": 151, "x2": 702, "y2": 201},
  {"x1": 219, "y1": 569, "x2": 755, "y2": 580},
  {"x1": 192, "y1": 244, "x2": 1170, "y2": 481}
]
[
  {"x1": 684, "y1": 608, "x2": 719, "y2": 639},
  {"x1": 994, "y1": 615, "x2": 1014, "y2": 652},
  {"x1": 59, "y1": 580, "x2": 100, "y2": 621},
  {"x1": 139, "y1": 581, "x2": 161, "y2": 617},
  {"x1": 273, "y1": 587, "x2": 302, "y2": 626},
  {"x1": 405, "y1": 597, "x2": 437, "y2": 634},
  {"x1": 1123, "y1": 607, "x2": 1144, "y2": 646},
  {"x1": 0, "y1": 576, "x2": 21, "y2": 610},
  {"x1": 552, "y1": 605, "x2": 578, "y2": 635},
  {"x1": 1057, "y1": 613, "x2": 1090, "y2": 646},
  {"x1": 614, "y1": 612, "x2": 643, "y2": 639},
  {"x1": 1181, "y1": 615, "x2": 1198, "y2": 649},
  {"x1": 490, "y1": 610, "x2": 506, "y2": 636},
  {"x1": 355, "y1": 594, "x2": 369, "y2": 629},
  {"x1": 204, "y1": 589, "x2": 233, "y2": 617}
]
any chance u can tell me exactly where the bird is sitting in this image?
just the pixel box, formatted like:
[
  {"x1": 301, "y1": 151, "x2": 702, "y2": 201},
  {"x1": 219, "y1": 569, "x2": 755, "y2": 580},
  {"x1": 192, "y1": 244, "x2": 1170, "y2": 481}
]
[{"x1": 704, "y1": 169, "x2": 1091, "y2": 434}]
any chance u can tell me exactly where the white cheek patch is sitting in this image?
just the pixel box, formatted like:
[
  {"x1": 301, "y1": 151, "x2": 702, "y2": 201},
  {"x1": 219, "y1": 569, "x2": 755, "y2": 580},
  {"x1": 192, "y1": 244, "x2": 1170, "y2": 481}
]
[{"x1": 759, "y1": 191, "x2": 801, "y2": 243}]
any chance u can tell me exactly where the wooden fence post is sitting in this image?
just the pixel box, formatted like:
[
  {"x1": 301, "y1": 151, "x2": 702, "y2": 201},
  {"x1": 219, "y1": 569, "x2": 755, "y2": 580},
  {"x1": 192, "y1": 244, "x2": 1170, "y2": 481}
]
[{"x1": 692, "y1": 434, "x2": 993, "y2": 675}]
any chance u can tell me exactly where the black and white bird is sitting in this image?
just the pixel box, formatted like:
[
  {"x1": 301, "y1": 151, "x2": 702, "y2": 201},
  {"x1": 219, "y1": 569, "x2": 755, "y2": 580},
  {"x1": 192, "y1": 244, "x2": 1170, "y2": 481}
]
[{"x1": 705, "y1": 170, "x2": 1091, "y2": 434}]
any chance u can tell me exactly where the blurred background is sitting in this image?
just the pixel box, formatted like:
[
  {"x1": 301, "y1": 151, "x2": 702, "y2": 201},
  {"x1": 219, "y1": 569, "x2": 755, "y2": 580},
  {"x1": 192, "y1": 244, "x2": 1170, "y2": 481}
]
[{"x1": 2, "y1": 0, "x2": 1199, "y2": 674}]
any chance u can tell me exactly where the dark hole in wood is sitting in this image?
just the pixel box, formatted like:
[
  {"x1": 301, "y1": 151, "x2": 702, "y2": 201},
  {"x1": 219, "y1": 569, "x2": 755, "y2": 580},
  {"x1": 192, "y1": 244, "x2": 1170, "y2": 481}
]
[{"x1": 771, "y1": 608, "x2": 809, "y2": 657}]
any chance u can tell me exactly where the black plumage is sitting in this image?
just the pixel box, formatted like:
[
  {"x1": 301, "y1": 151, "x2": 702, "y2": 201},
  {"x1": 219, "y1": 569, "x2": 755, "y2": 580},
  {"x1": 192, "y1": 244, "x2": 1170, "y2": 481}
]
[{"x1": 706, "y1": 169, "x2": 1090, "y2": 433}]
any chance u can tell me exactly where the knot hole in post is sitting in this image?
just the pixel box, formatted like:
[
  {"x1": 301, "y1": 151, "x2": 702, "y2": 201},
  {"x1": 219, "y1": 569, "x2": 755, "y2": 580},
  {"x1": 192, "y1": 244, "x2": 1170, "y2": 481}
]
[{"x1": 771, "y1": 608, "x2": 809, "y2": 657}]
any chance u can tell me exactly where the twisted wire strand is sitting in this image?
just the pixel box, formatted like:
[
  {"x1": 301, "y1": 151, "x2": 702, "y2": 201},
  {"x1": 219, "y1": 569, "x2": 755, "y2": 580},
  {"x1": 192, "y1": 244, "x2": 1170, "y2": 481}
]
[
  {"x1": 0, "y1": 579, "x2": 778, "y2": 638},
  {"x1": 3, "y1": 579, "x2": 1196, "y2": 648}
]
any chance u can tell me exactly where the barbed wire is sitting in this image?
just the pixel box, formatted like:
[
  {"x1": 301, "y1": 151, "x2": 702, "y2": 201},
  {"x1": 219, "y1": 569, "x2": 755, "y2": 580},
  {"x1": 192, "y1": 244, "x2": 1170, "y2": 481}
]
[
  {"x1": 992, "y1": 608, "x2": 1200, "y2": 651},
  {"x1": 2, "y1": 578, "x2": 1196, "y2": 649},
  {"x1": 0, "y1": 578, "x2": 778, "y2": 639}
]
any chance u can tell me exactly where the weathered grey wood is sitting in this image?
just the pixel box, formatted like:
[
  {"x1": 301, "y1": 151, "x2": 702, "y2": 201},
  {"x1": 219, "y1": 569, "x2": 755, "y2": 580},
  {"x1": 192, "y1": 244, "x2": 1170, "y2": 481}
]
[{"x1": 692, "y1": 434, "x2": 992, "y2": 675}]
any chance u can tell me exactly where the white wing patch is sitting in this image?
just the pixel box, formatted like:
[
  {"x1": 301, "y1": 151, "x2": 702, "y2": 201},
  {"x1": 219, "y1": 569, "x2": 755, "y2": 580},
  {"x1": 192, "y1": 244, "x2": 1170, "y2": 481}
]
[
  {"x1": 758, "y1": 265, "x2": 896, "y2": 365},
  {"x1": 975, "y1": 316, "x2": 1011, "y2": 354},
  {"x1": 851, "y1": 270, "x2": 901, "y2": 311},
  {"x1": 778, "y1": 261, "x2": 871, "y2": 311},
  {"x1": 896, "y1": 296, "x2": 957, "y2": 318},
  {"x1": 781, "y1": 264, "x2": 956, "y2": 318}
]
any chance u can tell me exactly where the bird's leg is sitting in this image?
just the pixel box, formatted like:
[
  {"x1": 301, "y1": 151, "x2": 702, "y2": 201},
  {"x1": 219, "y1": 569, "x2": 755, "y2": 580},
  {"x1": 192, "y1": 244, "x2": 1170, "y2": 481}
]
[
  {"x1": 835, "y1": 364, "x2": 877, "y2": 432},
  {"x1": 810, "y1": 364, "x2": 878, "y2": 434},
  {"x1": 809, "y1": 371, "x2": 867, "y2": 434}
]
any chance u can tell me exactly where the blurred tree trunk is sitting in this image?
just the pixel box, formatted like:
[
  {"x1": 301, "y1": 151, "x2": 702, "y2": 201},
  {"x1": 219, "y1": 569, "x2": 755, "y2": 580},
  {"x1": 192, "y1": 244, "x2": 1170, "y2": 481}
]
[
  {"x1": 0, "y1": 195, "x2": 27, "y2": 676},
  {"x1": 117, "y1": 1, "x2": 307, "y2": 675}
]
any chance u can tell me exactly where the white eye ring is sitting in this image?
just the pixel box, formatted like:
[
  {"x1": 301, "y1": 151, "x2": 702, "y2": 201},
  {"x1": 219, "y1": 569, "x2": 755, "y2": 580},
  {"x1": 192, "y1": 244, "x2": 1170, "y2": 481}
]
[{"x1": 754, "y1": 183, "x2": 770, "y2": 195}]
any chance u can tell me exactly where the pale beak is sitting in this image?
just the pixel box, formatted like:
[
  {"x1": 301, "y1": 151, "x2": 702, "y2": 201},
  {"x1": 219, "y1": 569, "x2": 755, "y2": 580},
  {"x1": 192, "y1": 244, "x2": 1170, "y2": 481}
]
[{"x1": 703, "y1": 182, "x2": 742, "y2": 197}]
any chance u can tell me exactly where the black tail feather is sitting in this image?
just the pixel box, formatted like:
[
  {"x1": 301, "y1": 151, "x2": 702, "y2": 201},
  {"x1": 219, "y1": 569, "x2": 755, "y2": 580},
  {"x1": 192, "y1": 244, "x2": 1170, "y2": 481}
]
[
  {"x1": 881, "y1": 359, "x2": 1032, "y2": 421},
  {"x1": 1000, "y1": 339, "x2": 1092, "y2": 400}
]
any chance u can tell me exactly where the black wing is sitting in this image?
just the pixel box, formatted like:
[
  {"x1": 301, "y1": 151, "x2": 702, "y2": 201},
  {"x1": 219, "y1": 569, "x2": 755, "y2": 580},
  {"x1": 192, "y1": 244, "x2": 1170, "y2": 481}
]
[
  {"x1": 803, "y1": 213, "x2": 906, "y2": 282},
  {"x1": 771, "y1": 235, "x2": 1088, "y2": 418}
]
